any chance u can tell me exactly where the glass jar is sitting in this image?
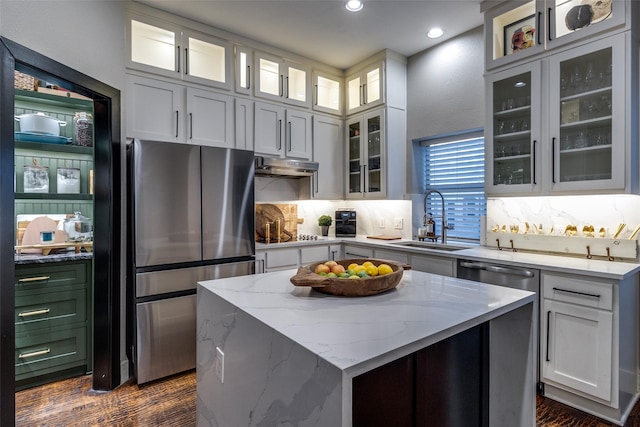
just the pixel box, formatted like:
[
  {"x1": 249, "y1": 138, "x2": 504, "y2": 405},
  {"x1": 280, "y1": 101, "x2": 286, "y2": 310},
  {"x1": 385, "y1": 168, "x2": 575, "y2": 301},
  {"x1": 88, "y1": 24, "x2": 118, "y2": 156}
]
[{"x1": 73, "y1": 112, "x2": 93, "y2": 146}]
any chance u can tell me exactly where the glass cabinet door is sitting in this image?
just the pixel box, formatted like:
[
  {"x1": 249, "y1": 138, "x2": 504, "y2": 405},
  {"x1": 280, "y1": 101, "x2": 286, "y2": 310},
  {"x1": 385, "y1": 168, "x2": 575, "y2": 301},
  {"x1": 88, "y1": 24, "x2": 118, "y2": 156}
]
[
  {"x1": 183, "y1": 31, "x2": 230, "y2": 88},
  {"x1": 487, "y1": 62, "x2": 541, "y2": 194},
  {"x1": 313, "y1": 71, "x2": 341, "y2": 115},
  {"x1": 346, "y1": 62, "x2": 384, "y2": 115},
  {"x1": 346, "y1": 111, "x2": 385, "y2": 198},
  {"x1": 257, "y1": 54, "x2": 281, "y2": 97},
  {"x1": 548, "y1": 0, "x2": 624, "y2": 45},
  {"x1": 366, "y1": 115, "x2": 382, "y2": 193},
  {"x1": 550, "y1": 35, "x2": 624, "y2": 192},
  {"x1": 130, "y1": 18, "x2": 178, "y2": 73},
  {"x1": 347, "y1": 120, "x2": 362, "y2": 195},
  {"x1": 485, "y1": 1, "x2": 542, "y2": 69},
  {"x1": 234, "y1": 45, "x2": 252, "y2": 94},
  {"x1": 286, "y1": 64, "x2": 307, "y2": 103}
]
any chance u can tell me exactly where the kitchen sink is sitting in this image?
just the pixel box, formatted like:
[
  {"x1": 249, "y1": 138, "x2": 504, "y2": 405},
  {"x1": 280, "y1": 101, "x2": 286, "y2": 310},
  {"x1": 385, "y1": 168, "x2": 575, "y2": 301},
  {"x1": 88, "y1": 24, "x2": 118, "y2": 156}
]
[{"x1": 389, "y1": 241, "x2": 468, "y2": 252}]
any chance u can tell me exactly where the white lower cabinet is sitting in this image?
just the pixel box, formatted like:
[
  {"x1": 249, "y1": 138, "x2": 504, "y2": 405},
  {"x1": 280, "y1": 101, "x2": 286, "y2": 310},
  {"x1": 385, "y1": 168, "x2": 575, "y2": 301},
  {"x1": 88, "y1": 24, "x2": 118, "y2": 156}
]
[
  {"x1": 373, "y1": 249, "x2": 408, "y2": 264},
  {"x1": 540, "y1": 271, "x2": 626, "y2": 411},
  {"x1": 300, "y1": 246, "x2": 330, "y2": 265},
  {"x1": 261, "y1": 248, "x2": 299, "y2": 272},
  {"x1": 409, "y1": 254, "x2": 455, "y2": 277},
  {"x1": 542, "y1": 298, "x2": 613, "y2": 402},
  {"x1": 343, "y1": 245, "x2": 374, "y2": 259},
  {"x1": 257, "y1": 244, "x2": 341, "y2": 273}
]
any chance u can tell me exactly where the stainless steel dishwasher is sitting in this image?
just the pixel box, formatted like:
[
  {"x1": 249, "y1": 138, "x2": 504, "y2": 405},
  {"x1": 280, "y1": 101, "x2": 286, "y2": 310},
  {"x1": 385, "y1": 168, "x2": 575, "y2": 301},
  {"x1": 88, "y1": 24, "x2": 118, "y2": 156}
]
[{"x1": 456, "y1": 259, "x2": 541, "y2": 388}]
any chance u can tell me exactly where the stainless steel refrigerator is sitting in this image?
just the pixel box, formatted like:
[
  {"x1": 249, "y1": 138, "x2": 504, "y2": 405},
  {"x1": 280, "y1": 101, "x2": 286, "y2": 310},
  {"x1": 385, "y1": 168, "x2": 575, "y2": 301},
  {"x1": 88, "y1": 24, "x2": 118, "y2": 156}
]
[{"x1": 128, "y1": 139, "x2": 255, "y2": 384}]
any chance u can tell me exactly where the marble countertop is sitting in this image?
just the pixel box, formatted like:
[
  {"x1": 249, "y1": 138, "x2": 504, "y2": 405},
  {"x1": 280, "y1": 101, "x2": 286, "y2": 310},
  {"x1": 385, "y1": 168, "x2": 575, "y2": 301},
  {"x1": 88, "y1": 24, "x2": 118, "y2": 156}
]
[
  {"x1": 198, "y1": 268, "x2": 535, "y2": 374},
  {"x1": 257, "y1": 237, "x2": 640, "y2": 280},
  {"x1": 15, "y1": 251, "x2": 93, "y2": 265}
]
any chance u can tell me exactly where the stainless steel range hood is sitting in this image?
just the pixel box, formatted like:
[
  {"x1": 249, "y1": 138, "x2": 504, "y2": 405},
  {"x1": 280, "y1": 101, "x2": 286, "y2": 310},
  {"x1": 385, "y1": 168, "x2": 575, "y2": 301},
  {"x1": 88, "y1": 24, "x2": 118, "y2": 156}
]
[{"x1": 254, "y1": 156, "x2": 318, "y2": 177}]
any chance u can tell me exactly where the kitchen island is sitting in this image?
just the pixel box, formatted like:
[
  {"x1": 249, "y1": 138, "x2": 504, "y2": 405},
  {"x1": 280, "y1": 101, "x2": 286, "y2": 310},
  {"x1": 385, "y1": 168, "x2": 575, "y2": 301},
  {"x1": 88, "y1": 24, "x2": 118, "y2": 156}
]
[{"x1": 197, "y1": 268, "x2": 536, "y2": 426}]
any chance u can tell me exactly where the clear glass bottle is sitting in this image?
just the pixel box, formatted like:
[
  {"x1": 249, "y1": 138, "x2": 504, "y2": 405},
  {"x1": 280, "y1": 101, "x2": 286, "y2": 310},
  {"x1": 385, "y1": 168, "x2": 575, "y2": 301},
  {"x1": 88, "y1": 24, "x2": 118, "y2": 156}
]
[{"x1": 73, "y1": 112, "x2": 93, "y2": 146}]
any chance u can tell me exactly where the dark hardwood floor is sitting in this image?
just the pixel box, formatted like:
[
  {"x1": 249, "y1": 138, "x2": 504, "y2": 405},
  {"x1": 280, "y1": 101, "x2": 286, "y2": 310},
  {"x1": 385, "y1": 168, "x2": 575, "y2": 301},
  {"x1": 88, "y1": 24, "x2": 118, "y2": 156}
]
[{"x1": 14, "y1": 371, "x2": 640, "y2": 426}]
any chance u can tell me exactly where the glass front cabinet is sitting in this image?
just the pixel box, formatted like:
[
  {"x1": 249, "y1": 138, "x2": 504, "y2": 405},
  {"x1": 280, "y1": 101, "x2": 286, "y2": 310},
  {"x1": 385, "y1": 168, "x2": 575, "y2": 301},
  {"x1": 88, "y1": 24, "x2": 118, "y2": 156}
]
[
  {"x1": 254, "y1": 51, "x2": 311, "y2": 108},
  {"x1": 486, "y1": 33, "x2": 627, "y2": 195},
  {"x1": 128, "y1": 15, "x2": 232, "y2": 90},
  {"x1": 484, "y1": 0, "x2": 627, "y2": 71},
  {"x1": 346, "y1": 110, "x2": 385, "y2": 198}
]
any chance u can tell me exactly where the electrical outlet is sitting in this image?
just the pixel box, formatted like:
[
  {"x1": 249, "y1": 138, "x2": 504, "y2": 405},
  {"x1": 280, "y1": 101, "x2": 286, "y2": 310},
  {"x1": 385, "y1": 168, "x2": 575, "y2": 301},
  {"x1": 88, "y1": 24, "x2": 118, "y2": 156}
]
[
  {"x1": 394, "y1": 218, "x2": 404, "y2": 230},
  {"x1": 378, "y1": 218, "x2": 385, "y2": 228},
  {"x1": 215, "y1": 347, "x2": 224, "y2": 383}
]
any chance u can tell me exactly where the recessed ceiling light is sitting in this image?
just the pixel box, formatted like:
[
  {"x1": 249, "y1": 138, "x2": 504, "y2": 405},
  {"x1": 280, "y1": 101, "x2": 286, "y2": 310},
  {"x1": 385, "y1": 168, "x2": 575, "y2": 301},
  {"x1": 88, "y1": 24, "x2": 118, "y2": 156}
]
[
  {"x1": 345, "y1": 0, "x2": 363, "y2": 12},
  {"x1": 427, "y1": 28, "x2": 444, "y2": 39}
]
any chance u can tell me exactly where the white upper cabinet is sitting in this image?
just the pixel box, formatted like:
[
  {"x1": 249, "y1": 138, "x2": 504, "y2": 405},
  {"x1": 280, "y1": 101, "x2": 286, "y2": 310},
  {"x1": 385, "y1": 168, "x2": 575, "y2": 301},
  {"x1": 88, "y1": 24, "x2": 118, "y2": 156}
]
[
  {"x1": 126, "y1": 74, "x2": 234, "y2": 148},
  {"x1": 128, "y1": 14, "x2": 232, "y2": 90},
  {"x1": 254, "y1": 51, "x2": 311, "y2": 108},
  {"x1": 483, "y1": 0, "x2": 629, "y2": 71},
  {"x1": 346, "y1": 61, "x2": 384, "y2": 115},
  {"x1": 186, "y1": 87, "x2": 234, "y2": 148},
  {"x1": 311, "y1": 115, "x2": 344, "y2": 199},
  {"x1": 234, "y1": 45, "x2": 253, "y2": 95},
  {"x1": 254, "y1": 102, "x2": 312, "y2": 160},
  {"x1": 486, "y1": 32, "x2": 631, "y2": 196},
  {"x1": 312, "y1": 70, "x2": 342, "y2": 116}
]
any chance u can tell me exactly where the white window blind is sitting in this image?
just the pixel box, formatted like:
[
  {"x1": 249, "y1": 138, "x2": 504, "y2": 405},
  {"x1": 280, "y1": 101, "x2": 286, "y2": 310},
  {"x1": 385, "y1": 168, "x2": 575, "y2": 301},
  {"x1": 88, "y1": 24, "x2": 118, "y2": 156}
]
[{"x1": 421, "y1": 130, "x2": 486, "y2": 242}]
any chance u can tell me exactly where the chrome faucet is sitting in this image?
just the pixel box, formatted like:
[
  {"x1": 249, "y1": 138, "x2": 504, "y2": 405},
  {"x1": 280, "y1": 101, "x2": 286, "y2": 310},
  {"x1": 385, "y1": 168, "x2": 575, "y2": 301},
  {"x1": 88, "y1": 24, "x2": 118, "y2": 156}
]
[{"x1": 423, "y1": 189, "x2": 454, "y2": 244}]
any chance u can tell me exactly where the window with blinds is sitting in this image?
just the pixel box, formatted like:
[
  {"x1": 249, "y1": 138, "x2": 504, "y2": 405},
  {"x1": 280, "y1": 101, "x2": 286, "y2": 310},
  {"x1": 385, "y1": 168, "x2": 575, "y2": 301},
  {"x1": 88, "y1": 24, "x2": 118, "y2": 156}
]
[{"x1": 421, "y1": 130, "x2": 486, "y2": 242}]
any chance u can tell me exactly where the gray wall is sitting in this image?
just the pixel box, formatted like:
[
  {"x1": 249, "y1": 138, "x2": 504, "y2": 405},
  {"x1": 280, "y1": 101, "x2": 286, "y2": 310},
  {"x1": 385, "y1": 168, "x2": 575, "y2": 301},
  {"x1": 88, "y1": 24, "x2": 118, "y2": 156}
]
[
  {"x1": 1, "y1": 0, "x2": 129, "y2": 383},
  {"x1": 406, "y1": 26, "x2": 485, "y2": 142},
  {"x1": 406, "y1": 26, "x2": 485, "y2": 228}
]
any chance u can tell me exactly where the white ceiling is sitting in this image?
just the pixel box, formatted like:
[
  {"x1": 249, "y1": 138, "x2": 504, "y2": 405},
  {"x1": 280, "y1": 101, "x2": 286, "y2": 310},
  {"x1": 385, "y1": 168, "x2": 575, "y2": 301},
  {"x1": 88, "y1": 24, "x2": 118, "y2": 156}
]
[{"x1": 134, "y1": 0, "x2": 484, "y2": 70}]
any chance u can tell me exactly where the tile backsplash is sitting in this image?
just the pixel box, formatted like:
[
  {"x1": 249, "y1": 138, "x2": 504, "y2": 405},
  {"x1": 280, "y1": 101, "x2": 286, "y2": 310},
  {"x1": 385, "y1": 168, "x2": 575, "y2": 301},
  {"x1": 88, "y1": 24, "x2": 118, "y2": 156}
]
[
  {"x1": 281, "y1": 200, "x2": 413, "y2": 239},
  {"x1": 487, "y1": 194, "x2": 640, "y2": 240}
]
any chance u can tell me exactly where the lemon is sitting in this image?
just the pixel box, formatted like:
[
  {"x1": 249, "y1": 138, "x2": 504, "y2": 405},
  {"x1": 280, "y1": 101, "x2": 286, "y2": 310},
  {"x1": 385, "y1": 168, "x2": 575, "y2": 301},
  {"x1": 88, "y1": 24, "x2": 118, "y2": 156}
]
[
  {"x1": 362, "y1": 261, "x2": 374, "y2": 268},
  {"x1": 353, "y1": 265, "x2": 366, "y2": 273},
  {"x1": 365, "y1": 266, "x2": 379, "y2": 277},
  {"x1": 377, "y1": 264, "x2": 393, "y2": 275},
  {"x1": 347, "y1": 263, "x2": 360, "y2": 271}
]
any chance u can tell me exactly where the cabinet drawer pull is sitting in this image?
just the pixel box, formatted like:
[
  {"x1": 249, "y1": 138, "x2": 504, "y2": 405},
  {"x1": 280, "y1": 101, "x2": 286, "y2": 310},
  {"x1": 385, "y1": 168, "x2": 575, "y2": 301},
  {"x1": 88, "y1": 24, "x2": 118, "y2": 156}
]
[
  {"x1": 551, "y1": 137, "x2": 556, "y2": 184},
  {"x1": 18, "y1": 308, "x2": 51, "y2": 318},
  {"x1": 532, "y1": 140, "x2": 537, "y2": 185},
  {"x1": 546, "y1": 310, "x2": 551, "y2": 362},
  {"x1": 19, "y1": 348, "x2": 51, "y2": 359},
  {"x1": 18, "y1": 276, "x2": 50, "y2": 283},
  {"x1": 552, "y1": 287, "x2": 601, "y2": 299},
  {"x1": 547, "y1": 8, "x2": 553, "y2": 41}
]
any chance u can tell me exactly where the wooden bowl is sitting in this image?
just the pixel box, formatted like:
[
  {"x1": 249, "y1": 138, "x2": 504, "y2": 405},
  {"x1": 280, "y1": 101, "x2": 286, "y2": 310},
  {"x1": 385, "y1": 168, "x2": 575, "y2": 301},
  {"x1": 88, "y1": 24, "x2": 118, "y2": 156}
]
[{"x1": 290, "y1": 258, "x2": 408, "y2": 297}]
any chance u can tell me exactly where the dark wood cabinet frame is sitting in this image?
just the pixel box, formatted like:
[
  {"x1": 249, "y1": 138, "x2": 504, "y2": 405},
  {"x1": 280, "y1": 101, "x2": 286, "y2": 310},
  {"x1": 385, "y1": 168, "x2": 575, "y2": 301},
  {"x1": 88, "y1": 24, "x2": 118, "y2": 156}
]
[{"x1": 0, "y1": 37, "x2": 121, "y2": 427}]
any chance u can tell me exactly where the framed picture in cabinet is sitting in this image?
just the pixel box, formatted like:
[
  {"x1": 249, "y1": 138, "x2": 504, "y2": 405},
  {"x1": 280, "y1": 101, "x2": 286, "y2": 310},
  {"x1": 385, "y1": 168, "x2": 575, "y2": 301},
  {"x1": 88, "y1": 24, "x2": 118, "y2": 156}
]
[{"x1": 504, "y1": 14, "x2": 536, "y2": 56}]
